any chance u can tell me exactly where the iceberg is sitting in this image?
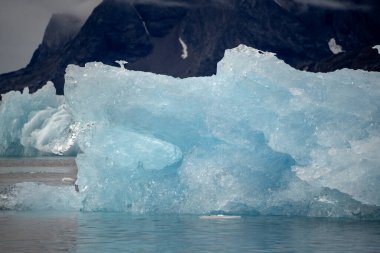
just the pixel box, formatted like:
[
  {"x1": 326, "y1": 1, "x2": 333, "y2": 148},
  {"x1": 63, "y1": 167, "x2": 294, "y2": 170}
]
[
  {"x1": 1, "y1": 45, "x2": 380, "y2": 218},
  {"x1": 0, "y1": 83, "x2": 78, "y2": 156}
]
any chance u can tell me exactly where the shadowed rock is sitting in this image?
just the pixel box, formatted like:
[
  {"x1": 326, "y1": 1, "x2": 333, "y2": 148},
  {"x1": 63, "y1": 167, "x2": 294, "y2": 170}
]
[{"x1": 0, "y1": 0, "x2": 379, "y2": 98}]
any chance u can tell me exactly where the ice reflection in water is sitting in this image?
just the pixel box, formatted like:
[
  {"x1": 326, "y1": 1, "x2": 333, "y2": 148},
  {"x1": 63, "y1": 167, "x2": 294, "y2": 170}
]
[{"x1": 0, "y1": 212, "x2": 379, "y2": 253}]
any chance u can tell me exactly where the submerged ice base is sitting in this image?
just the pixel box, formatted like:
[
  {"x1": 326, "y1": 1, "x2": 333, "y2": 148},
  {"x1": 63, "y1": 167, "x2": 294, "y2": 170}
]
[{"x1": 1, "y1": 45, "x2": 380, "y2": 218}]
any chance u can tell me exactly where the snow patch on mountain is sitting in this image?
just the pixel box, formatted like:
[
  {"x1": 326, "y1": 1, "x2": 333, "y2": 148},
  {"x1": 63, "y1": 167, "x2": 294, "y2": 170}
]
[
  {"x1": 179, "y1": 37, "x2": 188, "y2": 59},
  {"x1": 328, "y1": 38, "x2": 344, "y2": 54}
]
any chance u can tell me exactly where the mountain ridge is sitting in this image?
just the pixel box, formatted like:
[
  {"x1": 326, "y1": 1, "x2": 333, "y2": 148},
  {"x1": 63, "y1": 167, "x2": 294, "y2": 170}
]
[{"x1": 1, "y1": 0, "x2": 379, "y2": 97}]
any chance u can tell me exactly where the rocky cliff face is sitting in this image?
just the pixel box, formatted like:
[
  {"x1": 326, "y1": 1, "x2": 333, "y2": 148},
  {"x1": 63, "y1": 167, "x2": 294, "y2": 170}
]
[
  {"x1": 1, "y1": 0, "x2": 379, "y2": 97},
  {"x1": 0, "y1": 13, "x2": 84, "y2": 95}
]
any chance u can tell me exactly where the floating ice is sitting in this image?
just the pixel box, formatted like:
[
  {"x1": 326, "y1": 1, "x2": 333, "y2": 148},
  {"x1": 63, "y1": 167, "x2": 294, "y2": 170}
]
[
  {"x1": 0, "y1": 82, "x2": 78, "y2": 156},
  {"x1": 0, "y1": 182, "x2": 81, "y2": 211},
  {"x1": 1, "y1": 45, "x2": 380, "y2": 218}
]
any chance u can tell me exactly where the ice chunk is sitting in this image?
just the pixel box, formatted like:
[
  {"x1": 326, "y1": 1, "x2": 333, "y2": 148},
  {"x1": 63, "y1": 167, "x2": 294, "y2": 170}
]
[
  {"x1": 0, "y1": 183, "x2": 81, "y2": 211},
  {"x1": 1, "y1": 45, "x2": 380, "y2": 218},
  {"x1": 0, "y1": 82, "x2": 77, "y2": 156},
  {"x1": 61, "y1": 45, "x2": 380, "y2": 216},
  {"x1": 75, "y1": 124, "x2": 183, "y2": 212},
  {"x1": 115, "y1": 60, "x2": 128, "y2": 69},
  {"x1": 20, "y1": 105, "x2": 77, "y2": 155}
]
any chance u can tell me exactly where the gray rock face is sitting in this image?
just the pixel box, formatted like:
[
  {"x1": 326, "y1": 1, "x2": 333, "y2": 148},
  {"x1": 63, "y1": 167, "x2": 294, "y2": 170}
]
[
  {"x1": 1, "y1": 0, "x2": 379, "y2": 97},
  {"x1": 29, "y1": 13, "x2": 85, "y2": 66}
]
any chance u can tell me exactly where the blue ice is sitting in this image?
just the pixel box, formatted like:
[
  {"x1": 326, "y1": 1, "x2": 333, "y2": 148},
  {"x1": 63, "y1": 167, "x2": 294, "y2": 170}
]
[{"x1": 1, "y1": 46, "x2": 380, "y2": 218}]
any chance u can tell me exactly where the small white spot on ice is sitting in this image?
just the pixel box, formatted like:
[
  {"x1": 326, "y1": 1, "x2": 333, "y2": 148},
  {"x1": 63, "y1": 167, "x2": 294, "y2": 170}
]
[
  {"x1": 317, "y1": 196, "x2": 336, "y2": 204},
  {"x1": 289, "y1": 88, "x2": 304, "y2": 96},
  {"x1": 115, "y1": 60, "x2": 128, "y2": 69},
  {"x1": 179, "y1": 37, "x2": 188, "y2": 59},
  {"x1": 373, "y1": 45, "x2": 380, "y2": 55},
  {"x1": 62, "y1": 177, "x2": 75, "y2": 183},
  {"x1": 199, "y1": 215, "x2": 241, "y2": 220},
  {"x1": 328, "y1": 38, "x2": 344, "y2": 54}
]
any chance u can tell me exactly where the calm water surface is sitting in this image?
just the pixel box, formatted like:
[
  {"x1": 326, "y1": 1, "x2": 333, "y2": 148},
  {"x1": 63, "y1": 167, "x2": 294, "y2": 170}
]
[{"x1": 0, "y1": 212, "x2": 379, "y2": 253}]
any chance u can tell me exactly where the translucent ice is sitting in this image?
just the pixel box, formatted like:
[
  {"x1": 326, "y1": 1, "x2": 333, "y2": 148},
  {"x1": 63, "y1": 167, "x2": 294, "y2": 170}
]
[
  {"x1": 0, "y1": 82, "x2": 78, "y2": 156},
  {"x1": 1, "y1": 45, "x2": 380, "y2": 218},
  {"x1": 0, "y1": 183, "x2": 81, "y2": 211}
]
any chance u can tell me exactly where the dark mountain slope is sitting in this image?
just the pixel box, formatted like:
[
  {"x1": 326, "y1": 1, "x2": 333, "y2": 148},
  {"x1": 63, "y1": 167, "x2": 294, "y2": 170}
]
[
  {"x1": 0, "y1": 0, "x2": 379, "y2": 97},
  {"x1": 0, "y1": 13, "x2": 84, "y2": 94}
]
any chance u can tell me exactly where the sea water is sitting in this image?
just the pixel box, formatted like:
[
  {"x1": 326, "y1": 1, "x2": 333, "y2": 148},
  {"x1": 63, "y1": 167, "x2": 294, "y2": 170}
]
[{"x1": 0, "y1": 212, "x2": 379, "y2": 253}]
